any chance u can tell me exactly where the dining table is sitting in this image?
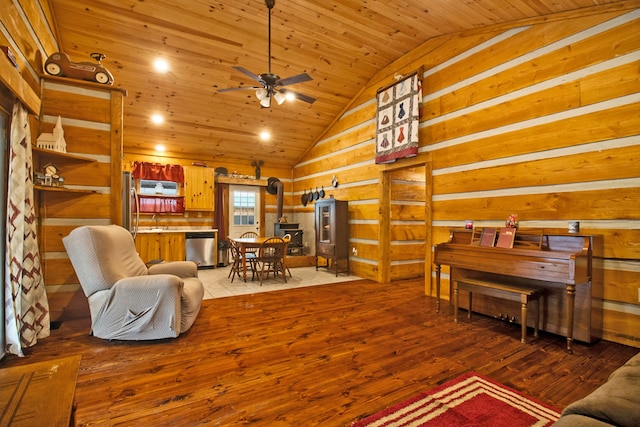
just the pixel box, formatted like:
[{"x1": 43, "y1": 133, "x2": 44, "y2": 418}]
[{"x1": 228, "y1": 236, "x2": 270, "y2": 281}]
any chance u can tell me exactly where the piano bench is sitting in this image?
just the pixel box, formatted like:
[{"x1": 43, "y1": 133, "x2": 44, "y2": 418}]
[{"x1": 453, "y1": 277, "x2": 543, "y2": 344}]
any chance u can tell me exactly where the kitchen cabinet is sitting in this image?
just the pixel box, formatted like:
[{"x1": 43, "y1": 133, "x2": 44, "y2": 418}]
[
  {"x1": 315, "y1": 198, "x2": 349, "y2": 275},
  {"x1": 135, "y1": 232, "x2": 186, "y2": 263},
  {"x1": 184, "y1": 166, "x2": 214, "y2": 211}
]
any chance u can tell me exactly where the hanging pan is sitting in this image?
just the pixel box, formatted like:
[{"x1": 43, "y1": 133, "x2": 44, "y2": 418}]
[
  {"x1": 301, "y1": 189, "x2": 308, "y2": 206},
  {"x1": 314, "y1": 187, "x2": 320, "y2": 200},
  {"x1": 319, "y1": 186, "x2": 325, "y2": 198}
]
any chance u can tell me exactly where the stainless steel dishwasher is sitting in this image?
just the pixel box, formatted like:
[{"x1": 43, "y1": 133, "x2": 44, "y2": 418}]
[{"x1": 185, "y1": 231, "x2": 217, "y2": 269}]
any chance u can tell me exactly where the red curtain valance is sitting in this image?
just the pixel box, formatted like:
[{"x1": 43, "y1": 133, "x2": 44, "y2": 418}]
[
  {"x1": 132, "y1": 161, "x2": 185, "y2": 183},
  {"x1": 136, "y1": 195, "x2": 185, "y2": 213}
]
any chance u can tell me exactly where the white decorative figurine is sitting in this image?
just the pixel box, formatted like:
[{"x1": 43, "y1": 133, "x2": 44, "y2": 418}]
[{"x1": 36, "y1": 115, "x2": 67, "y2": 153}]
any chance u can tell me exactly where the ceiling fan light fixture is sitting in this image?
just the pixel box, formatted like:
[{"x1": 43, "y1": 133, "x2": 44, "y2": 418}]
[
  {"x1": 260, "y1": 96, "x2": 271, "y2": 108},
  {"x1": 274, "y1": 92, "x2": 285, "y2": 105},
  {"x1": 256, "y1": 88, "x2": 268, "y2": 100},
  {"x1": 217, "y1": 0, "x2": 316, "y2": 107}
]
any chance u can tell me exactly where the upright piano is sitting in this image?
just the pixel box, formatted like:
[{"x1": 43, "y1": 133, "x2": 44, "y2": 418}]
[{"x1": 433, "y1": 229, "x2": 602, "y2": 352}]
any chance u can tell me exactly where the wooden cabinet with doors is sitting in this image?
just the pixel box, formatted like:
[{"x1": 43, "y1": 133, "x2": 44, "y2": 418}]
[
  {"x1": 184, "y1": 166, "x2": 214, "y2": 211},
  {"x1": 315, "y1": 198, "x2": 349, "y2": 275},
  {"x1": 135, "y1": 231, "x2": 186, "y2": 264}
]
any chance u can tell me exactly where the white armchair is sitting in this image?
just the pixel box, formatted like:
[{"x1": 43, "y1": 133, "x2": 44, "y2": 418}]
[{"x1": 62, "y1": 225, "x2": 204, "y2": 340}]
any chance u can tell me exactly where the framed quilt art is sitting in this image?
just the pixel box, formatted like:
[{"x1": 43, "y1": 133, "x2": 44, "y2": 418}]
[{"x1": 375, "y1": 72, "x2": 422, "y2": 164}]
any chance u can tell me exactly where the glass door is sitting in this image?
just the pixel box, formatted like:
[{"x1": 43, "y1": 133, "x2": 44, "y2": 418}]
[
  {"x1": 228, "y1": 185, "x2": 261, "y2": 238},
  {"x1": 320, "y1": 205, "x2": 331, "y2": 242}
]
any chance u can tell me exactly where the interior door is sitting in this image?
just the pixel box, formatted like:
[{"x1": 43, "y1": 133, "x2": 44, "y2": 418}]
[{"x1": 228, "y1": 185, "x2": 261, "y2": 238}]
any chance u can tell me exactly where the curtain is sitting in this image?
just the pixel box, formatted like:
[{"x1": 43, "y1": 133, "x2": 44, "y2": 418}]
[
  {"x1": 4, "y1": 102, "x2": 50, "y2": 356},
  {"x1": 137, "y1": 195, "x2": 185, "y2": 213},
  {"x1": 131, "y1": 161, "x2": 184, "y2": 183},
  {"x1": 214, "y1": 182, "x2": 226, "y2": 247}
]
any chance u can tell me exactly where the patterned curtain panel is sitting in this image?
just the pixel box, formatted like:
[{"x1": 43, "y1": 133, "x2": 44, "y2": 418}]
[
  {"x1": 4, "y1": 102, "x2": 50, "y2": 356},
  {"x1": 375, "y1": 72, "x2": 422, "y2": 164},
  {"x1": 131, "y1": 161, "x2": 185, "y2": 183}
]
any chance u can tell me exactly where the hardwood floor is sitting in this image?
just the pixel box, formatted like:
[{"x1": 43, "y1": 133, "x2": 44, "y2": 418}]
[{"x1": 2, "y1": 278, "x2": 638, "y2": 426}]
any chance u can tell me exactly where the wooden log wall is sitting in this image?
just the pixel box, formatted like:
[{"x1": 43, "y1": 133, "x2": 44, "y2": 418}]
[
  {"x1": 38, "y1": 77, "x2": 124, "y2": 322},
  {"x1": 1, "y1": 2, "x2": 111, "y2": 321},
  {"x1": 294, "y1": 4, "x2": 640, "y2": 347}
]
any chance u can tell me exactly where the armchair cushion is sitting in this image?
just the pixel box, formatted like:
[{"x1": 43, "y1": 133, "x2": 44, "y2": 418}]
[
  {"x1": 63, "y1": 225, "x2": 204, "y2": 340},
  {"x1": 63, "y1": 225, "x2": 148, "y2": 297}
]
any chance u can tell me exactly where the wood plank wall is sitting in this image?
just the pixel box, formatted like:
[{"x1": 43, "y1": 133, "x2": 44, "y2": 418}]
[
  {"x1": 294, "y1": 4, "x2": 640, "y2": 347},
  {"x1": 38, "y1": 78, "x2": 124, "y2": 321}
]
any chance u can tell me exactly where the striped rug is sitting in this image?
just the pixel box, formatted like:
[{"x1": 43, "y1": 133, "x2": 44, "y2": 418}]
[{"x1": 351, "y1": 372, "x2": 560, "y2": 427}]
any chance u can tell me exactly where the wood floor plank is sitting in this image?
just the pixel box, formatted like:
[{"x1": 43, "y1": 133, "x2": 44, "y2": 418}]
[{"x1": 2, "y1": 278, "x2": 637, "y2": 426}]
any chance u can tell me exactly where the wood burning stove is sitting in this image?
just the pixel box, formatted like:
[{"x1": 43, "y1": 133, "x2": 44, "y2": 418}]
[{"x1": 274, "y1": 223, "x2": 304, "y2": 255}]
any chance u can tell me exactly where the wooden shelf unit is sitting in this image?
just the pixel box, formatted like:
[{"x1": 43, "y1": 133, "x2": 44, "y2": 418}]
[{"x1": 32, "y1": 147, "x2": 98, "y2": 194}]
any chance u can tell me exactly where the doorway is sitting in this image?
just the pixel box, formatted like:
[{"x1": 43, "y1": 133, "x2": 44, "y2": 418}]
[
  {"x1": 227, "y1": 185, "x2": 261, "y2": 238},
  {"x1": 381, "y1": 162, "x2": 432, "y2": 282}
]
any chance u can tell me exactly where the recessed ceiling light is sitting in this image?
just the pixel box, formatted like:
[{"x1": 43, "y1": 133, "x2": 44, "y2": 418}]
[
  {"x1": 155, "y1": 144, "x2": 166, "y2": 152},
  {"x1": 259, "y1": 131, "x2": 271, "y2": 141},
  {"x1": 151, "y1": 114, "x2": 164, "y2": 124},
  {"x1": 153, "y1": 58, "x2": 169, "y2": 73}
]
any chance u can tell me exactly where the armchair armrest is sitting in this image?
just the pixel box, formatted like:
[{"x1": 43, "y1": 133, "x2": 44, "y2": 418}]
[
  {"x1": 89, "y1": 274, "x2": 184, "y2": 340},
  {"x1": 148, "y1": 261, "x2": 198, "y2": 278}
]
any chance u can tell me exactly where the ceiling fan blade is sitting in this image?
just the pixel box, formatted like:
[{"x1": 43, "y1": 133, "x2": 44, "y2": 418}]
[
  {"x1": 217, "y1": 86, "x2": 258, "y2": 93},
  {"x1": 279, "y1": 89, "x2": 316, "y2": 104},
  {"x1": 232, "y1": 66, "x2": 262, "y2": 83},
  {"x1": 276, "y1": 73, "x2": 313, "y2": 87}
]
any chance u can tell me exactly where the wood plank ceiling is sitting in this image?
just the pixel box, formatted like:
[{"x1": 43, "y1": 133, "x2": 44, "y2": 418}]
[{"x1": 47, "y1": 0, "x2": 623, "y2": 168}]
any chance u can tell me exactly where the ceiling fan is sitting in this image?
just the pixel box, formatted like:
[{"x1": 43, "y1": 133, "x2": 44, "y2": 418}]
[{"x1": 217, "y1": 0, "x2": 316, "y2": 107}]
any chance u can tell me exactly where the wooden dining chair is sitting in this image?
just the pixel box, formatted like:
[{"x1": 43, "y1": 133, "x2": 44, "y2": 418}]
[
  {"x1": 255, "y1": 237, "x2": 287, "y2": 285},
  {"x1": 240, "y1": 231, "x2": 260, "y2": 263},
  {"x1": 281, "y1": 234, "x2": 293, "y2": 278},
  {"x1": 227, "y1": 238, "x2": 243, "y2": 282},
  {"x1": 228, "y1": 238, "x2": 255, "y2": 282}
]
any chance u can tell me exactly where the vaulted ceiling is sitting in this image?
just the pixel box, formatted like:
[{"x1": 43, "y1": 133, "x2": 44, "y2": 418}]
[{"x1": 47, "y1": 0, "x2": 622, "y2": 168}]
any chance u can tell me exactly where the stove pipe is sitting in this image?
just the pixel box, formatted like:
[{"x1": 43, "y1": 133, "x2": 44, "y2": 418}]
[{"x1": 266, "y1": 177, "x2": 284, "y2": 222}]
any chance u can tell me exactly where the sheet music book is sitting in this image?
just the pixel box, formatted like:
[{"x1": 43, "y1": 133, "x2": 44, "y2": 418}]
[
  {"x1": 479, "y1": 227, "x2": 497, "y2": 247},
  {"x1": 496, "y1": 227, "x2": 516, "y2": 248}
]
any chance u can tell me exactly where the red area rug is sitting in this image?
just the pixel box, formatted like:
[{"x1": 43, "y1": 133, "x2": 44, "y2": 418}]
[{"x1": 351, "y1": 372, "x2": 561, "y2": 427}]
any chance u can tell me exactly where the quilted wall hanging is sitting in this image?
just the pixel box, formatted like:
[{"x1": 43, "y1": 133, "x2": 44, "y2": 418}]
[{"x1": 375, "y1": 72, "x2": 422, "y2": 164}]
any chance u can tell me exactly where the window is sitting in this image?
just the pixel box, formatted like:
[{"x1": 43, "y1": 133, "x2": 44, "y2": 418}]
[{"x1": 233, "y1": 191, "x2": 256, "y2": 225}]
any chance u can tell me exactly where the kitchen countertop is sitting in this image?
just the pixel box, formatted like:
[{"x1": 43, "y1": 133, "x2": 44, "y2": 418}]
[{"x1": 136, "y1": 228, "x2": 218, "y2": 234}]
